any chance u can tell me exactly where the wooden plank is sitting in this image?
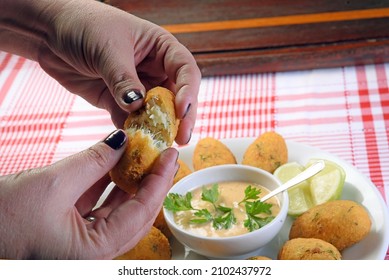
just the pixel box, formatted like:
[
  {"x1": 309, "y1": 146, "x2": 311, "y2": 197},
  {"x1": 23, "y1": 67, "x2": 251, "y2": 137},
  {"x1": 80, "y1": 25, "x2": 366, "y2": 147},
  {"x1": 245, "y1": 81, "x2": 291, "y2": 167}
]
[
  {"x1": 172, "y1": 18, "x2": 389, "y2": 53},
  {"x1": 161, "y1": 8, "x2": 389, "y2": 33},
  {"x1": 105, "y1": 0, "x2": 389, "y2": 76},
  {"x1": 196, "y1": 39, "x2": 389, "y2": 76},
  {"x1": 106, "y1": 0, "x2": 389, "y2": 24}
]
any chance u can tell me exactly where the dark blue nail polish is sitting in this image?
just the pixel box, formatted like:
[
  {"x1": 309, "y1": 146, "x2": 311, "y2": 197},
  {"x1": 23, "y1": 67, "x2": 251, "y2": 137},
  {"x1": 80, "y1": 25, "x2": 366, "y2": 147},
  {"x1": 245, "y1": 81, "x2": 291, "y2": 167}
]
[
  {"x1": 123, "y1": 90, "x2": 143, "y2": 104},
  {"x1": 103, "y1": 130, "x2": 127, "y2": 150}
]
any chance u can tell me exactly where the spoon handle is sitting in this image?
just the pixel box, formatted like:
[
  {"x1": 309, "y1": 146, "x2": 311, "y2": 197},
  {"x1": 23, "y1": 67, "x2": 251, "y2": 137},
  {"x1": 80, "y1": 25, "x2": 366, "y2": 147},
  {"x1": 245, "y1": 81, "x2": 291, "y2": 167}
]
[{"x1": 260, "y1": 160, "x2": 325, "y2": 202}]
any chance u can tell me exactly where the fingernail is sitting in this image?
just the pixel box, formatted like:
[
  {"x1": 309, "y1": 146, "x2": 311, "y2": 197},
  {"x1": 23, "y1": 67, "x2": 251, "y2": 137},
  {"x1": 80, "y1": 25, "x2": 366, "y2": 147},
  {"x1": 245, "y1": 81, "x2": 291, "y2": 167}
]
[
  {"x1": 175, "y1": 150, "x2": 180, "y2": 162},
  {"x1": 174, "y1": 153, "x2": 180, "y2": 177},
  {"x1": 123, "y1": 90, "x2": 143, "y2": 104},
  {"x1": 103, "y1": 129, "x2": 127, "y2": 150},
  {"x1": 174, "y1": 162, "x2": 180, "y2": 178},
  {"x1": 183, "y1": 103, "x2": 192, "y2": 119},
  {"x1": 185, "y1": 128, "x2": 193, "y2": 144}
]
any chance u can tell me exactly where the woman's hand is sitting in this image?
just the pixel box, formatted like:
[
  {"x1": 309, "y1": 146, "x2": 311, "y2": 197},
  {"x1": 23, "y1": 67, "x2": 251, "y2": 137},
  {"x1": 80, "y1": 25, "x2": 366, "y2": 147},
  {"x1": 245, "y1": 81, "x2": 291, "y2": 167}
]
[
  {"x1": 37, "y1": 0, "x2": 201, "y2": 144},
  {"x1": 0, "y1": 130, "x2": 179, "y2": 259}
]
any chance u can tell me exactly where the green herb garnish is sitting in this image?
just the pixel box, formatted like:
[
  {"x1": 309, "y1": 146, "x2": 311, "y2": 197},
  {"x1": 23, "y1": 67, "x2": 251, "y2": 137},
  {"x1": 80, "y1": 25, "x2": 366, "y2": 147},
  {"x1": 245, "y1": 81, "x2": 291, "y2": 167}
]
[
  {"x1": 213, "y1": 206, "x2": 236, "y2": 230},
  {"x1": 201, "y1": 184, "x2": 219, "y2": 209},
  {"x1": 163, "y1": 184, "x2": 275, "y2": 232},
  {"x1": 239, "y1": 185, "x2": 261, "y2": 204},
  {"x1": 163, "y1": 192, "x2": 194, "y2": 212},
  {"x1": 190, "y1": 209, "x2": 213, "y2": 224},
  {"x1": 244, "y1": 200, "x2": 274, "y2": 232}
]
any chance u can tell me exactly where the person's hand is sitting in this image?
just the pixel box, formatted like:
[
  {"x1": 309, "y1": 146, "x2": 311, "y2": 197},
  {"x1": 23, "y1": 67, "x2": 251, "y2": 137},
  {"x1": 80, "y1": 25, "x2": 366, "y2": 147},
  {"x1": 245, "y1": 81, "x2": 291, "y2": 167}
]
[
  {"x1": 0, "y1": 130, "x2": 179, "y2": 259},
  {"x1": 37, "y1": 0, "x2": 201, "y2": 144}
]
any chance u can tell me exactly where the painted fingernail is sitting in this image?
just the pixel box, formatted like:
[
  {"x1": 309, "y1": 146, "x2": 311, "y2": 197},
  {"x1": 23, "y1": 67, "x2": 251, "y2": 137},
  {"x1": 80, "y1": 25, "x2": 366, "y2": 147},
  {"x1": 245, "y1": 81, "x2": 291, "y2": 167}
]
[
  {"x1": 183, "y1": 103, "x2": 192, "y2": 119},
  {"x1": 123, "y1": 90, "x2": 143, "y2": 104},
  {"x1": 174, "y1": 151, "x2": 180, "y2": 174},
  {"x1": 185, "y1": 128, "x2": 193, "y2": 144},
  {"x1": 103, "y1": 129, "x2": 127, "y2": 150},
  {"x1": 174, "y1": 161, "x2": 180, "y2": 177},
  {"x1": 175, "y1": 150, "x2": 180, "y2": 162}
]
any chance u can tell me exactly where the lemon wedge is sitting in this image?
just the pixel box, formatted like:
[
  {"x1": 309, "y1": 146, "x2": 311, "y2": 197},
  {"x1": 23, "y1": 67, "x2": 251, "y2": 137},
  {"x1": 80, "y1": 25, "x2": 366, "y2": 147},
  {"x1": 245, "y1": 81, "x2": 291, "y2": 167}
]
[
  {"x1": 306, "y1": 159, "x2": 346, "y2": 205},
  {"x1": 274, "y1": 159, "x2": 345, "y2": 216}
]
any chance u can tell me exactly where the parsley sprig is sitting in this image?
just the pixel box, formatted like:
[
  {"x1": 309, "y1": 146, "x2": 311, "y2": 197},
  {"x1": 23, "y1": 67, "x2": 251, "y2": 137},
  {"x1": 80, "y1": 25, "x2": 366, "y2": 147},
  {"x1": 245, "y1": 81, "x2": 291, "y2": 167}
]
[
  {"x1": 239, "y1": 185, "x2": 261, "y2": 204},
  {"x1": 163, "y1": 192, "x2": 194, "y2": 212},
  {"x1": 201, "y1": 184, "x2": 219, "y2": 210},
  {"x1": 244, "y1": 200, "x2": 274, "y2": 232},
  {"x1": 163, "y1": 184, "x2": 274, "y2": 232}
]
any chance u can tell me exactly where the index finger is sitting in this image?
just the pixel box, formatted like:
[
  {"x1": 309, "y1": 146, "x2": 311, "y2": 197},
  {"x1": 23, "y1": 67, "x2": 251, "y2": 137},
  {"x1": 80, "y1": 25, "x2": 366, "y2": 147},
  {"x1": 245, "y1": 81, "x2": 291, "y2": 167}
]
[{"x1": 164, "y1": 40, "x2": 201, "y2": 145}]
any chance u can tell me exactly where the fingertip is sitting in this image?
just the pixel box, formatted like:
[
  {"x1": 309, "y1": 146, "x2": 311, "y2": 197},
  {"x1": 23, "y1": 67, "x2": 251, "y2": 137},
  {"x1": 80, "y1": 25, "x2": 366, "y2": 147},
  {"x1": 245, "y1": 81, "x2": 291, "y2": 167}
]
[
  {"x1": 122, "y1": 90, "x2": 143, "y2": 104},
  {"x1": 103, "y1": 129, "x2": 127, "y2": 150},
  {"x1": 109, "y1": 67, "x2": 145, "y2": 113},
  {"x1": 159, "y1": 148, "x2": 179, "y2": 168},
  {"x1": 182, "y1": 103, "x2": 192, "y2": 119},
  {"x1": 174, "y1": 86, "x2": 193, "y2": 120},
  {"x1": 175, "y1": 124, "x2": 193, "y2": 145},
  {"x1": 116, "y1": 89, "x2": 144, "y2": 113}
]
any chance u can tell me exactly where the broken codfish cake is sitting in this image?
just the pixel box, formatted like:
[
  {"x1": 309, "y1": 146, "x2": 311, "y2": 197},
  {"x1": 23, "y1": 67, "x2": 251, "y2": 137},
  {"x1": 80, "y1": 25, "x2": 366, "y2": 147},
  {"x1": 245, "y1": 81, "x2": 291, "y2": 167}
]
[{"x1": 110, "y1": 87, "x2": 179, "y2": 194}]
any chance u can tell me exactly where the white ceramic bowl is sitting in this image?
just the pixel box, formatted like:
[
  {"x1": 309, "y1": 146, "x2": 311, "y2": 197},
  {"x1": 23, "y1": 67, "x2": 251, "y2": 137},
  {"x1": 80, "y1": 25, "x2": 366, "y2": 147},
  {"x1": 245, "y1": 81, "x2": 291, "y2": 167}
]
[{"x1": 163, "y1": 164, "x2": 289, "y2": 259}]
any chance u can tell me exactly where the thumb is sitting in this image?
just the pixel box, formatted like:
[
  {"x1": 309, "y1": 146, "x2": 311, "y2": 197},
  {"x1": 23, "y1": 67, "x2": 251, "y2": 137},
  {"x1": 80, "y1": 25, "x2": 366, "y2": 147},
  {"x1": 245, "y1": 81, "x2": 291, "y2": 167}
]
[
  {"x1": 101, "y1": 53, "x2": 146, "y2": 113},
  {"x1": 52, "y1": 129, "x2": 127, "y2": 204}
]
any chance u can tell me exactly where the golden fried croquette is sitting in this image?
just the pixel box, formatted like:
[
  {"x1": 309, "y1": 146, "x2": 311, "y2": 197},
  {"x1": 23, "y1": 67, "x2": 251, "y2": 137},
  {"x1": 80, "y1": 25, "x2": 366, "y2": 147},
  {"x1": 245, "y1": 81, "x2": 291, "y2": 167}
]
[
  {"x1": 110, "y1": 87, "x2": 179, "y2": 194},
  {"x1": 278, "y1": 238, "x2": 341, "y2": 260},
  {"x1": 289, "y1": 200, "x2": 371, "y2": 251},
  {"x1": 247, "y1": 256, "x2": 272, "y2": 260},
  {"x1": 192, "y1": 137, "x2": 237, "y2": 171},
  {"x1": 174, "y1": 159, "x2": 192, "y2": 185},
  {"x1": 152, "y1": 159, "x2": 191, "y2": 238},
  {"x1": 114, "y1": 226, "x2": 172, "y2": 260},
  {"x1": 153, "y1": 208, "x2": 172, "y2": 239},
  {"x1": 242, "y1": 131, "x2": 287, "y2": 173}
]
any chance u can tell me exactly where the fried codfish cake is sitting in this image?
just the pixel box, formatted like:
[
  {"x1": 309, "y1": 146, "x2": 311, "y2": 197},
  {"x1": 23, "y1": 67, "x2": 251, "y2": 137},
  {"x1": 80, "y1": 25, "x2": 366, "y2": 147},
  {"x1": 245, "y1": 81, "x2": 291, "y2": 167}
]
[
  {"x1": 192, "y1": 137, "x2": 237, "y2": 171},
  {"x1": 246, "y1": 256, "x2": 272, "y2": 260},
  {"x1": 278, "y1": 238, "x2": 341, "y2": 260},
  {"x1": 114, "y1": 226, "x2": 172, "y2": 260},
  {"x1": 289, "y1": 200, "x2": 371, "y2": 251},
  {"x1": 153, "y1": 208, "x2": 172, "y2": 239},
  {"x1": 242, "y1": 131, "x2": 287, "y2": 174},
  {"x1": 173, "y1": 159, "x2": 192, "y2": 185},
  {"x1": 110, "y1": 87, "x2": 179, "y2": 194}
]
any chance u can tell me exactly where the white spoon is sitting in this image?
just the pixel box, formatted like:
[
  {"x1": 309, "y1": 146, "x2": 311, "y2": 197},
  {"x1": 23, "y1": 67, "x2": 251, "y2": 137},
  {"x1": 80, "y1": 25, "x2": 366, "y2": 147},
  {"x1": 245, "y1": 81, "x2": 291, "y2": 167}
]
[{"x1": 260, "y1": 160, "x2": 325, "y2": 202}]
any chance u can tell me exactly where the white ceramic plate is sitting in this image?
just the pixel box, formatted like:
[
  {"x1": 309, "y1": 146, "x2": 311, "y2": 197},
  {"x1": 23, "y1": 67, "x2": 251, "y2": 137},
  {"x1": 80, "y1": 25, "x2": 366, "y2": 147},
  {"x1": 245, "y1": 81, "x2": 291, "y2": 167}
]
[{"x1": 171, "y1": 138, "x2": 389, "y2": 260}]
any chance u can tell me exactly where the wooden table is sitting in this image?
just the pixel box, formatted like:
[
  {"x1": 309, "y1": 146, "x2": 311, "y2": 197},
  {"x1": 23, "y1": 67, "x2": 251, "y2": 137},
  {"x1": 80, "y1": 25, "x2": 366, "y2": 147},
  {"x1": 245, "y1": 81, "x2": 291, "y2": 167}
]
[{"x1": 105, "y1": 0, "x2": 389, "y2": 76}]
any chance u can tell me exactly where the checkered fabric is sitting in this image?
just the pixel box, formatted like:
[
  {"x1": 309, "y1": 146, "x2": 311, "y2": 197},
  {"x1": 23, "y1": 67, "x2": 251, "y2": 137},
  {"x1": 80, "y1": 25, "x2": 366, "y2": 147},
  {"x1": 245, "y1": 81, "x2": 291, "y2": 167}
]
[{"x1": 1, "y1": 51, "x2": 388, "y2": 259}]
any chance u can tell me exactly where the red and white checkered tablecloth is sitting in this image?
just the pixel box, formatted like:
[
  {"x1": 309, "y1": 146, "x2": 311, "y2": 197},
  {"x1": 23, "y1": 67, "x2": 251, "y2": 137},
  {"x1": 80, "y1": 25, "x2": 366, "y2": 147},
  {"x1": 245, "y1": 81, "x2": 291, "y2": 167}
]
[{"x1": 1, "y1": 51, "x2": 388, "y2": 259}]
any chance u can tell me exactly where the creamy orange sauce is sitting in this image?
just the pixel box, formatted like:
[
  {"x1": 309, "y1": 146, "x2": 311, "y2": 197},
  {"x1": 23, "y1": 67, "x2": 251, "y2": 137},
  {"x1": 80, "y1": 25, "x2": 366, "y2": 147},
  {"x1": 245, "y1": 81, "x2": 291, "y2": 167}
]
[{"x1": 173, "y1": 181, "x2": 280, "y2": 237}]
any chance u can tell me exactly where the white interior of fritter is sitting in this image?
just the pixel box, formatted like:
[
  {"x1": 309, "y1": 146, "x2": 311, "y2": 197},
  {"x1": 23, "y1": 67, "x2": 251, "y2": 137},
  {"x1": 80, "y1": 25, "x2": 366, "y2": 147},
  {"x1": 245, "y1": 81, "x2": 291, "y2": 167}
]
[
  {"x1": 126, "y1": 127, "x2": 168, "y2": 151},
  {"x1": 126, "y1": 96, "x2": 172, "y2": 150},
  {"x1": 147, "y1": 104, "x2": 169, "y2": 130}
]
